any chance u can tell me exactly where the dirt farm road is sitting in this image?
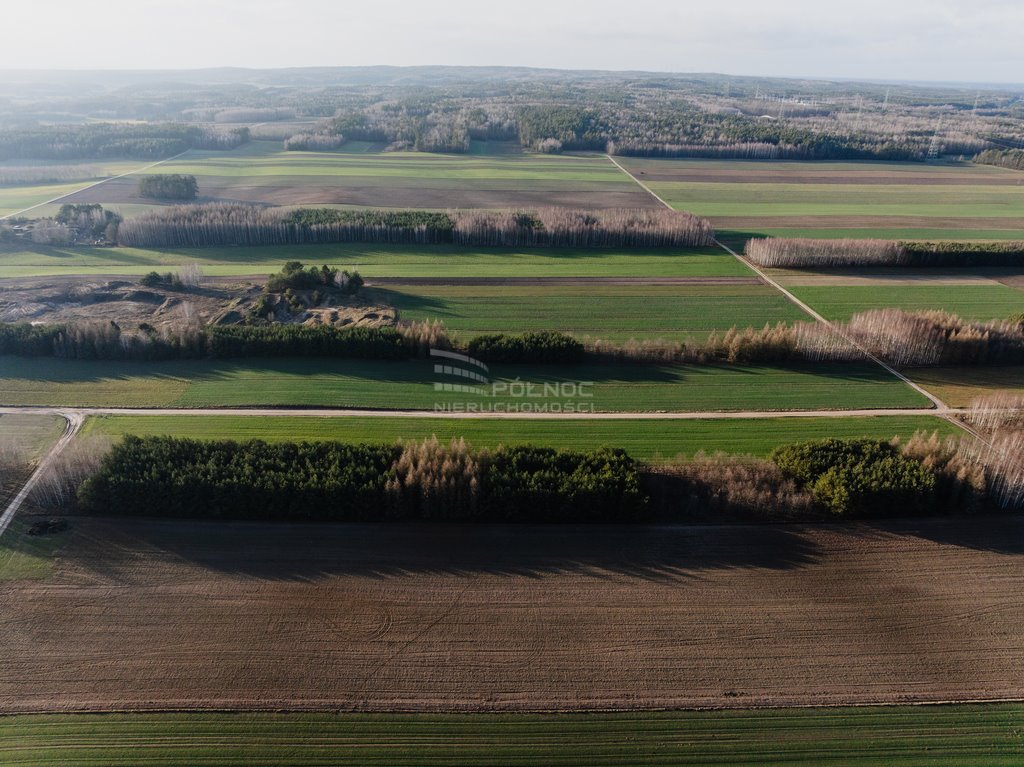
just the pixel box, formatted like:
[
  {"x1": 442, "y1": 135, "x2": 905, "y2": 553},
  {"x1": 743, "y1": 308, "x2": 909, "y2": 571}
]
[
  {"x1": 0, "y1": 411, "x2": 82, "y2": 537},
  {"x1": 0, "y1": 404, "x2": 971, "y2": 421}
]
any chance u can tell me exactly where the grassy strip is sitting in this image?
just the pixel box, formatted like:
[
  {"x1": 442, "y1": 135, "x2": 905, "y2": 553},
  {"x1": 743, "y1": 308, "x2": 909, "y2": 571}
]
[
  {"x1": 789, "y1": 284, "x2": 1024, "y2": 322},
  {"x1": 0, "y1": 519, "x2": 69, "y2": 582},
  {"x1": 0, "y1": 244, "x2": 745, "y2": 278},
  {"x1": 378, "y1": 283, "x2": 804, "y2": 340},
  {"x1": 906, "y1": 366, "x2": 1024, "y2": 407},
  {"x1": 1, "y1": 705, "x2": 1022, "y2": 766},
  {"x1": 0, "y1": 357, "x2": 931, "y2": 411},
  {"x1": 82, "y1": 414, "x2": 959, "y2": 461},
  {"x1": 0, "y1": 413, "x2": 65, "y2": 458},
  {"x1": 720, "y1": 227, "x2": 1024, "y2": 242},
  {"x1": 649, "y1": 181, "x2": 1024, "y2": 218}
]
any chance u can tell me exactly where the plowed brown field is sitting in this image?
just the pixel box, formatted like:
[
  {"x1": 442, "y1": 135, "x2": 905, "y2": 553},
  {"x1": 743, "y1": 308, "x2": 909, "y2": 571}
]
[{"x1": 1, "y1": 517, "x2": 1022, "y2": 712}]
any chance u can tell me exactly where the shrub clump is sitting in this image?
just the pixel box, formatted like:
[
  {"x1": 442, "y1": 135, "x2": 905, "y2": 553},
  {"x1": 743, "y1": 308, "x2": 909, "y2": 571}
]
[
  {"x1": 138, "y1": 174, "x2": 198, "y2": 200},
  {"x1": 771, "y1": 438, "x2": 935, "y2": 516},
  {"x1": 264, "y1": 261, "x2": 363, "y2": 293},
  {"x1": 466, "y1": 331, "x2": 585, "y2": 363}
]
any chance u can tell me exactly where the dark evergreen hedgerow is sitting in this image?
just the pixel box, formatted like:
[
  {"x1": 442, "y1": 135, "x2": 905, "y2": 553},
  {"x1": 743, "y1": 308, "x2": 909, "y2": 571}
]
[
  {"x1": 0, "y1": 322, "x2": 407, "y2": 361},
  {"x1": 76, "y1": 437, "x2": 648, "y2": 522},
  {"x1": 207, "y1": 325, "x2": 407, "y2": 359},
  {"x1": 77, "y1": 437, "x2": 401, "y2": 521},
  {"x1": 466, "y1": 332, "x2": 585, "y2": 363}
]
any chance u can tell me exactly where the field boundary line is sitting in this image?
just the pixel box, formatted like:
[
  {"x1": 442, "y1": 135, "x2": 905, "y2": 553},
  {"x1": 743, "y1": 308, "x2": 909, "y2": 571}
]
[
  {"x1": 0, "y1": 412, "x2": 82, "y2": 540},
  {"x1": 0, "y1": 151, "x2": 190, "y2": 221},
  {"x1": 605, "y1": 154, "x2": 675, "y2": 210}
]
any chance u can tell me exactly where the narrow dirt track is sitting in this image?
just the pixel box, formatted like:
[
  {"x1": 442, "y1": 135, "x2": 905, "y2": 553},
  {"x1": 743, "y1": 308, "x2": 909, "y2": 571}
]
[
  {"x1": 0, "y1": 413, "x2": 81, "y2": 538},
  {"x1": 0, "y1": 405, "x2": 962, "y2": 421}
]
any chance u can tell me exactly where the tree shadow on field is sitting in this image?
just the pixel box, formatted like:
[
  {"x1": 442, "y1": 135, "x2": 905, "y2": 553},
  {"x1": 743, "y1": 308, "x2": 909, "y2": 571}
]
[
  {"x1": 63, "y1": 518, "x2": 822, "y2": 584},
  {"x1": 841, "y1": 515, "x2": 1024, "y2": 557}
]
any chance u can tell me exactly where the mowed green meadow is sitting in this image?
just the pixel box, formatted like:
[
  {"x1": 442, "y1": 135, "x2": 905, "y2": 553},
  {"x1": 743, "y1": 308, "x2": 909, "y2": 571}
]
[
  {"x1": 790, "y1": 284, "x2": 1024, "y2": 322},
  {"x1": 377, "y1": 282, "x2": 804, "y2": 341},
  {"x1": 2, "y1": 706, "x2": 1022, "y2": 767},
  {"x1": 82, "y1": 413, "x2": 958, "y2": 461},
  {"x1": 0, "y1": 357, "x2": 930, "y2": 411},
  {"x1": 0, "y1": 244, "x2": 743, "y2": 279}
]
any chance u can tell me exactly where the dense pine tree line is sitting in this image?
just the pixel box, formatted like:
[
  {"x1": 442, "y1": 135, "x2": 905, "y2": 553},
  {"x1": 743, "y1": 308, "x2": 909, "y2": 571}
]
[{"x1": 77, "y1": 437, "x2": 648, "y2": 522}]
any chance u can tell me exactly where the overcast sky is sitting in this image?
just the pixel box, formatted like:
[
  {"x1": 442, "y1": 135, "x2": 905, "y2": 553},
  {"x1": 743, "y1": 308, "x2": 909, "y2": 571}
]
[{"x1": 2, "y1": 0, "x2": 1021, "y2": 83}]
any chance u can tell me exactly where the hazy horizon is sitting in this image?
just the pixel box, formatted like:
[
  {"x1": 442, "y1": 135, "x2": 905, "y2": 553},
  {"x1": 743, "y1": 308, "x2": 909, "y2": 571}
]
[{"x1": 2, "y1": 0, "x2": 1020, "y2": 84}]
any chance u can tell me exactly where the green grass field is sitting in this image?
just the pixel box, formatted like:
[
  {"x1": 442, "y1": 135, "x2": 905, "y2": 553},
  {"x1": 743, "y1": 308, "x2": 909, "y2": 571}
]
[
  {"x1": 2, "y1": 706, "x2": 1021, "y2": 766},
  {"x1": 790, "y1": 284, "x2": 1024, "y2": 322},
  {"x1": 724, "y1": 227, "x2": 1024, "y2": 242},
  {"x1": 0, "y1": 160, "x2": 147, "y2": 217},
  {"x1": 0, "y1": 357, "x2": 930, "y2": 411},
  {"x1": 82, "y1": 413, "x2": 958, "y2": 460},
  {"x1": 652, "y1": 182, "x2": 1024, "y2": 219},
  {"x1": 617, "y1": 157, "x2": 1024, "y2": 240},
  {"x1": 0, "y1": 244, "x2": 744, "y2": 278},
  {"x1": 378, "y1": 282, "x2": 804, "y2": 340},
  {"x1": 0, "y1": 519, "x2": 69, "y2": 582}
]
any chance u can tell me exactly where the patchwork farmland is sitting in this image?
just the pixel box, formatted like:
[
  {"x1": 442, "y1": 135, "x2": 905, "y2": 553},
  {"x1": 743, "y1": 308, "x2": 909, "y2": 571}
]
[
  {"x1": 2, "y1": 64, "x2": 1024, "y2": 764},
  {"x1": 617, "y1": 157, "x2": 1024, "y2": 240},
  {"x1": 60, "y1": 141, "x2": 660, "y2": 212}
]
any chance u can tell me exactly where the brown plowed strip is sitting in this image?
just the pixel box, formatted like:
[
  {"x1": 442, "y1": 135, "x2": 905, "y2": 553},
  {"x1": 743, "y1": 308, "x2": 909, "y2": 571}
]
[{"x1": 2, "y1": 516, "x2": 1023, "y2": 712}]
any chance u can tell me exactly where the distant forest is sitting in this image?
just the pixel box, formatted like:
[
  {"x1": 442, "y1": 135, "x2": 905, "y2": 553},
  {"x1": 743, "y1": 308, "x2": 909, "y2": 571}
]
[{"x1": 1, "y1": 68, "x2": 1021, "y2": 163}]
